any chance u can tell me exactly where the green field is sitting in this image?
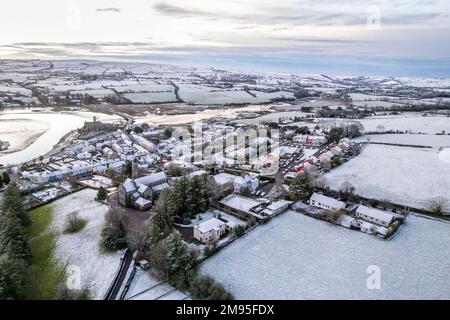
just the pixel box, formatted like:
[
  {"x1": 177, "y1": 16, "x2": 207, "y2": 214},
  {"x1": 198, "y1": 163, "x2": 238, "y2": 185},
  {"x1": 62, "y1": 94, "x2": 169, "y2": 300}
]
[{"x1": 26, "y1": 205, "x2": 65, "y2": 300}]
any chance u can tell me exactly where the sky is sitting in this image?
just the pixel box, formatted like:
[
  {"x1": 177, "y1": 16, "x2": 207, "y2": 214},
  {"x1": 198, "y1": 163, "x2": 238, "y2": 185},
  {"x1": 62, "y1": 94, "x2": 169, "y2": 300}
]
[{"x1": 0, "y1": 0, "x2": 450, "y2": 77}]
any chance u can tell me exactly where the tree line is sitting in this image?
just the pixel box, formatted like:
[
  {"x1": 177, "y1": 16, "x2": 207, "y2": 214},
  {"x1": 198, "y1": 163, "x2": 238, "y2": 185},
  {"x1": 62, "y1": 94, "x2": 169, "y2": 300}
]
[{"x1": 0, "y1": 182, "x2": 30, "y2": 299}]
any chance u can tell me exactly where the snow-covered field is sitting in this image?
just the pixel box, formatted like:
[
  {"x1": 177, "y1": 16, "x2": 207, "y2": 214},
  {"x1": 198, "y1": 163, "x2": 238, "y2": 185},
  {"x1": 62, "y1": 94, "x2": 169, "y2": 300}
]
[
  {"x1": 355, "y1": 134, "x2": 450, "y2": 149},
  {"x1": 134, "y1": 105, "x2": 269, "y2": 125},
  {"x1": 317, "y1": 114, "x2": 450, "y2": 134},
  {"x1": 358, "y1": 114, "x2": 450, "y2": 134},
  {"x1": 49, "y1": 189, "x2": 124, "y2": 300},
  {"x1": 200, "y1": 211, "x2": 450, "y2": 299},
  {"x1": 123, "y1": 91, "x2": 176, "y2": 103},
  {"x1": 323, "y1": 144, "x2": 450, "y2": 210}
]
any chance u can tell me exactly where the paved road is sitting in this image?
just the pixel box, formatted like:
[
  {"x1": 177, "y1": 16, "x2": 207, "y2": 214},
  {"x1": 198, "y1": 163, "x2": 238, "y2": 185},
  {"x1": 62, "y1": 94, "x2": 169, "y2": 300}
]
[{"x1": 105, "y1": 249, "x2": 134, "y2": 300}]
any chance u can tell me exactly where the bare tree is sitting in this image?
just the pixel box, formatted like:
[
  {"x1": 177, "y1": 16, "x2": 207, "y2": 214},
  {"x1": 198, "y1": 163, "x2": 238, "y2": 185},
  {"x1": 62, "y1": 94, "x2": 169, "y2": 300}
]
[
  {"x1": 326, "y1": 210, "x2": 344, "y2": 223},
  {"x1": 127, "y1": 223, "x2": 149, "y2": 255},
  {"x1": 428, "y1": 197, "x2": 448, "y2": 215}
]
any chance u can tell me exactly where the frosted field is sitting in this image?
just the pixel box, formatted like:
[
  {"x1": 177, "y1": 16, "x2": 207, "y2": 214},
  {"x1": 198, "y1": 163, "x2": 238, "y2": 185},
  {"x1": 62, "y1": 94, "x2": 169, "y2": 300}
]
[
  {"x1": 323, "y1": 144, "x2": 450, "y2": 210},
  {"x1": 73, "y1": 89, "x2": 115, "y2": 98},
  {"x1": 178, "y1": 84, "x2": 294, "y2": 105},
  {"x1": 123, "y1": 91, "x2": 176, "y2": 103},
  {"x1": 200, "y1": 211, "x2": 450, "y2": 299},
  {"x1": 355, "y1": 134, "x2": 450, "y2": 149},
  {"x1": 318, "y1": 114, "x2": 450, "y2": 134},
  {"x1": 134, "y1": 105, "x2": 268, "y2": 125},
  {"x1": 49, "y1": 189, "x2": 123, "y2": 300},
  {"x1": 111, "y1": 83, "x2": 174, "y2": 93},
  {"x1": 0, "y1": 84, "x2": 32, "y2": 96}
]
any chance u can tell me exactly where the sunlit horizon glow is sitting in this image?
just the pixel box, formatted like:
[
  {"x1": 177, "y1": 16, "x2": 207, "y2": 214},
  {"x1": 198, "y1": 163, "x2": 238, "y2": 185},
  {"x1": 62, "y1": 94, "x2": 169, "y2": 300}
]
[{"x1": 1, "y1": 0, "x2": 450, "y2": 77}]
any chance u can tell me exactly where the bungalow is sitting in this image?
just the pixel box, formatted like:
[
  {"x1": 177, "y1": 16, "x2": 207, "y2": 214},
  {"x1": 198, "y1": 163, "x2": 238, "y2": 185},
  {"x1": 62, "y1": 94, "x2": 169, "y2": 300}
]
[
  {"x1": 193, "y1": 218, "x2": 227, "y2": 244},
  {"x1": 309, "y1": 193, "x2": 346, "y2": 211},
  {"x1": 261, "y1": 200, "x2": 292, "y2": 216},
  {"x1": 355, "y1": 205, "x2": 395, "y2": 228}
]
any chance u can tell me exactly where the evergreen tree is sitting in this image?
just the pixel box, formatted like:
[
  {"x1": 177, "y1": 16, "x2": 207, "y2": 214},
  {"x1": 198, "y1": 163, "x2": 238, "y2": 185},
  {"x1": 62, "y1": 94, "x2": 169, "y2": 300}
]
[
  {"x1": 172, "y1": 176, "x2": 189, "y2": 218},
  {"x1": 147, "y1": 223, "x2": 164, "y2": 249},
  {"x1": 2, "y1": 171, "x2": 10, "y2": 185},
  {"x1": 96, "y1": 187, "x2": 108, "y2": 201},
  {"x1": 0, "y1": 210, "x2": 31, "y2": 261},
  {"x1": 290, "y1": 172, "x2": 314, "y2": 200},
  {"x1": 0, "y1": 248, "x2": 29, "y2": 300},
  {"x1": 1, "y1": 182, "x2": 29, "y2": 226},
  {"x1": 152, "y1": 189, "x2": 177, "y2": 232},
  {"x1": 165, "y1": 231, "x2": 195, "y2": 280},
  {"x1": 100, "y1": 209, "x2": 128, "y2": 251}
]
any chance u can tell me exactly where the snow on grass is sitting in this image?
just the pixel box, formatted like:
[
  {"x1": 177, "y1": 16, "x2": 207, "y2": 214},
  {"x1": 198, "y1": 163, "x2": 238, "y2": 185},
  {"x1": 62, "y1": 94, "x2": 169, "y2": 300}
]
[
  {"x1": 123, "y1": 91, "x2": 177, "y2": 103},
  {"x1": 200, "y1": 211, "x2": 450, "y2": 299},
  {"x1": 49, "y1": 189, "x2": 124, "y2": 300},
  {"x1": 355, "y1": 134, "x2": 450, "y2": 149},
  {"x1": 72, "y1": 89, "x2": 115, "y2": 98},
  {"x1": 439, "y1": 148, "x2": 450, "y2": 164},
  {"x1": 323, "y1": 144, "x2": 450, "y2": 210},
  {"x1": 317, "y1": 114, "x2": 450, "y2": 134},
  {"x1": 0, "y1": 84, "x2": 32, "y2": 96}
]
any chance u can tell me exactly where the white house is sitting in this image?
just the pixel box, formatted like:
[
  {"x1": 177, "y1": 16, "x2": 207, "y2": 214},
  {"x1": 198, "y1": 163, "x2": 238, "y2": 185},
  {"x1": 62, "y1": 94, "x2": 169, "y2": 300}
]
[
  {"x1": 355, "y1": 205, "x2": 395, "y2": 227},
  {"x1": 309, "y1": 193, "x2": 346, "y2": 211},
  {"x1": 262, "y1": 200, "x2": 292, "y2": 216},
  {"x1": 233, "y1": 173, "x2": 260, "y2": 193},
  {"x1": 193, "y1": 218, "x2": 227, "y2": 244}
]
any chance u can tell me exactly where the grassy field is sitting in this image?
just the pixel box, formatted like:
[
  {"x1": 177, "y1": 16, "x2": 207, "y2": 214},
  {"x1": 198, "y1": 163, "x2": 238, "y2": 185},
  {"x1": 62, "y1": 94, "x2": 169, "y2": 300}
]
[{"x1": 26, "y1": 205, "x2": 65, "y2": 300}]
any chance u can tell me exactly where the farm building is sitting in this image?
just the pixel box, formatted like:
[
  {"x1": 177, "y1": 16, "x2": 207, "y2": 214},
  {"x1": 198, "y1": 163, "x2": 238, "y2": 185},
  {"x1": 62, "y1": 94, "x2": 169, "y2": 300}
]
[
  {"x1": 355, "y1": 205, "x2": 395, "y2": 227},
  {"x1": 309, "y1": 193, "x2": 346, "y2": 211}
]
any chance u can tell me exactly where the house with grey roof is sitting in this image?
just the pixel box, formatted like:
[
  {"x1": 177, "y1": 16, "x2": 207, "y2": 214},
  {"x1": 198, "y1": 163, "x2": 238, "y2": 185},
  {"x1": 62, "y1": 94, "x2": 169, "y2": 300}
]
[{"x1": 118, "y1": 172, "x2": 168, "y2": 210}]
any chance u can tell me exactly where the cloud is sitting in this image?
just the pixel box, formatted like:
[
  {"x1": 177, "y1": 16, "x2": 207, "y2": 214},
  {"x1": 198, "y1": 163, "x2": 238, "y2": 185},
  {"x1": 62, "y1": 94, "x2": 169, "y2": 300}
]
[
  {"x1": 96, "y1": 7, "x2": 121, "y2": 13},
  {"x1": 153, "y1": 3, "x2": 218, "y2": 19}
]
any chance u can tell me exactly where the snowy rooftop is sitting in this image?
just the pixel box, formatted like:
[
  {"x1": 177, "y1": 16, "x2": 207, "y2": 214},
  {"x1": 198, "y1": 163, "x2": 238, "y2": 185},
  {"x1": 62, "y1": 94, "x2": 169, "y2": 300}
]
[
  {"x1": 356, "y1": 205, "x2": 395, "y2": 224},
  {"x1": 195, "y1": 218, "x2": 225, "y2": 233},
  {"x1": 213, "y1": 172, "x2": 239, "y2": 185},
  {"x1": 220, "y1": 194, "x2": 263, "y2": 213},
  {"x1": 310, "y1": 193, "x2": 346, "y2": 210}
]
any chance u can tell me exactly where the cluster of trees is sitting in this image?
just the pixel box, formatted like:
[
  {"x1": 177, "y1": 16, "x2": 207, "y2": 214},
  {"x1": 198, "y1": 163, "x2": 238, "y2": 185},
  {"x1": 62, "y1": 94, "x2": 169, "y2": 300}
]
[
  {"x1": 146, "y1": 230, "x2": 233, "y2": 300},
  {"x1": 289, "y1": 171, "x2": 317, "y2": 201},
  {"x1": 143, "y1": 174, "x2": 232, "y2": 299},
  {"x1": 101, "y1": 208, "x2": 128, "y2": 252},
  {"x1": 152, "y1": 175, "x2": 211, "y2": 231},
  {"x1": 327, "y1": 123, "x2": 363, "y2": 142},
  {"x1": 0, "y1": 183, "x2": 30, "y2": 299}
]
